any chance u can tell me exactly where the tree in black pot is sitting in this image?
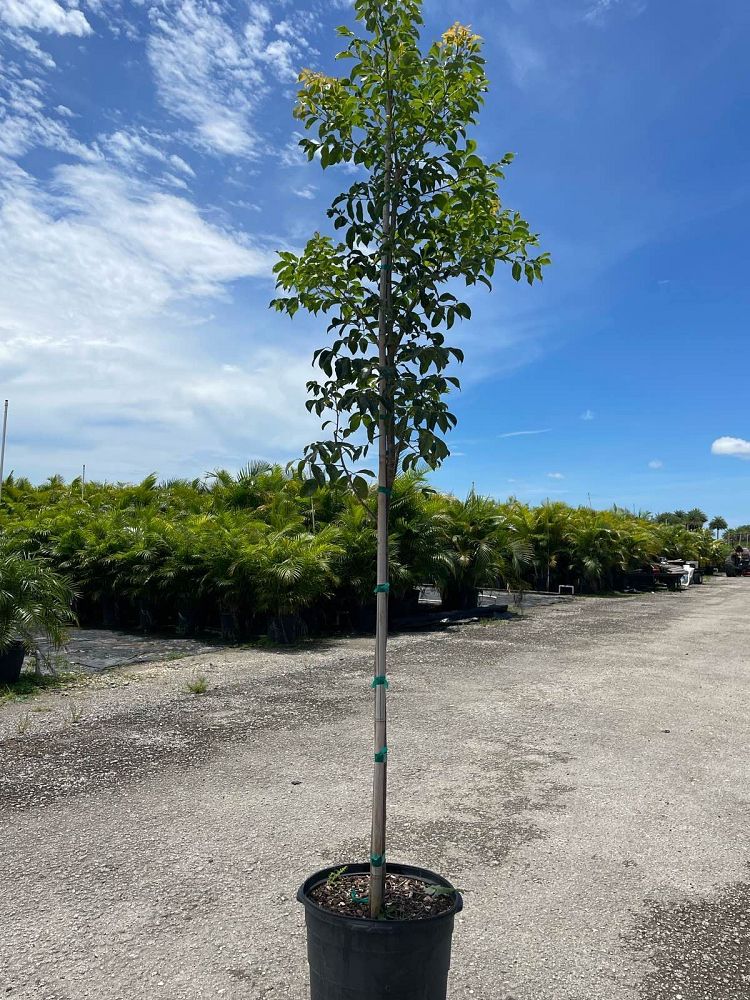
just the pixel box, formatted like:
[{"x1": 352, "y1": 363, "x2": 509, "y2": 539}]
[
  {"x1": 0, "y1": 542, "x2": 77, "y2": 685},
  {"x1": 271, "y1": 1, "x2": 548, "y2": 994}
]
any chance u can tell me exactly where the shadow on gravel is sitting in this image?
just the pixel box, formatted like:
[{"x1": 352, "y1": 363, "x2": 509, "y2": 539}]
[
  {"x1": 327, "y1": 741, "x2": 574, "y2": 870},
  {"x1": 628, "y1": 874, "x2": 750, "y2": 999},
  {"x1": 0, "y1": 671, "x2": 361, "y2": 812}
]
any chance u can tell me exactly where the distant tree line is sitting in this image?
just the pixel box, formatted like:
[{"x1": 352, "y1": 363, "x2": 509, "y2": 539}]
[{"x1": 650, "y1": 509, "x2": 742, "y2": 542}]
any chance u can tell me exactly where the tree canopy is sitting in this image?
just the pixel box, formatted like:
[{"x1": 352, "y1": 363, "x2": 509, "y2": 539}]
[{"x1": 272, "y1": 0, "x2": 549, "y2": 497}]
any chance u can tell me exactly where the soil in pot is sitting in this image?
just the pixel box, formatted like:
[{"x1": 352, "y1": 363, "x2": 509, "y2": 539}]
[{"x1": 311, "y1": 872, "x2": 456, "y2": 921}]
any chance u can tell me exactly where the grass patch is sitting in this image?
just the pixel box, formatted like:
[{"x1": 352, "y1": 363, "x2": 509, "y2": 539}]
[
  {"x1": 186, "y1": 675, "x2": 209, "y2": 694},
  {"x1": 0, "y1": 671, "x2": 83, "y2": 706}
]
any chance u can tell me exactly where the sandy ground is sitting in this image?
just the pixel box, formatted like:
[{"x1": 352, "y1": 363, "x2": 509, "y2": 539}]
[{"x1": 1, "y1": 577, "x2": 748, "y2": 999}]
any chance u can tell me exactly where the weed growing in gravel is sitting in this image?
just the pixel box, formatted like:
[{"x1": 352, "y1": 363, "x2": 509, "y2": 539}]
[
  {"x1": 16, "y1": 712, "x2": 32, "y2": 735},
  {"x1": 0, "y1": 672, "x2": 81, "y2": 706},
  {"x1": 67, "y1": 703, "x2": 84, "y2": 724},
  {"x1": 187, "y1": 675, "x2": 208, "y2": 694}
]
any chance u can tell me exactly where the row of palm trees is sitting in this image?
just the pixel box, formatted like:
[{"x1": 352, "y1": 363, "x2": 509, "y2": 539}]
[{"x1": 0, "y1": 466, "x2": 731, "y2": 640}]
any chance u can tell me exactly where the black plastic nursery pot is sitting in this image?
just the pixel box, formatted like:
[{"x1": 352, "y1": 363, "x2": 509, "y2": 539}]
[
  {"x1": 297, "y1": 863, "x2": 463, "y2": 1000},
  {"x1": 0, "y1": 642, "x2": 26, "y2": 685}
]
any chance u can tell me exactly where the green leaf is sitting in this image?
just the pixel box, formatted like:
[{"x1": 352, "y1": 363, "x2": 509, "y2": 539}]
[
  {"x1": 351, "y1": 476, "x2": 370, "y2": 500},
  {"x1": 425, "y1": 885, "x2": 459, "y2": 898}
]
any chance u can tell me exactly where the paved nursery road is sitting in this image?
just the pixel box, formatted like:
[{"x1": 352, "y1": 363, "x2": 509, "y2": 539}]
[{"x1": 1, "y1": 578, "x2": 748, "y2": 999}]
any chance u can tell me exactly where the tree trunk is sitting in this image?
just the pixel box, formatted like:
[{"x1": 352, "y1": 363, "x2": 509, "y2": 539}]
[{"x1": 369, "y1": 83, "x2": 393, "y2": 918}]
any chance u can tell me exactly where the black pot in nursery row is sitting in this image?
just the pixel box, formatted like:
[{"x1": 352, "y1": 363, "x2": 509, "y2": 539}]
[{"x1": 0, "y1": 642, "x2": 26, "y2": 686}]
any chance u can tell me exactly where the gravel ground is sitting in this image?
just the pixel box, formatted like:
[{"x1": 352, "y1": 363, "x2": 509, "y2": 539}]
[{"x1": 1, "y1": 577, "x2": 748, "y2": 999}]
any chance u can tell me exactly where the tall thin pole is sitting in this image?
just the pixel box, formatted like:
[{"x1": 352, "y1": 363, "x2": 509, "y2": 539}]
[
  {"x1": 81, "y1": 464, "x2": 86, "y2": 501},
  {"x1": 0, "y1": 400, "x2": 8, "y2": 505},
  {"x1": 369, "y1": 73, "x2": 393, "y2": 920}
]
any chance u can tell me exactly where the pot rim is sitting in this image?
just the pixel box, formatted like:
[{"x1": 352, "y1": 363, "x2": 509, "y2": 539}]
[{"x1": 297, "y1": 861, "x2": 463, "y2": 926}]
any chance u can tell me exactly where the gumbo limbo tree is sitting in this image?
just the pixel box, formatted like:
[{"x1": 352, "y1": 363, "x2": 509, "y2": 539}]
[{"x1": 272, "y1": 0, "x2": 549, "y2": 917}]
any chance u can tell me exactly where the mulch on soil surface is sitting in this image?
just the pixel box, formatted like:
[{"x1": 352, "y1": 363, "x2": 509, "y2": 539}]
[{"x1": 309, "y1": 872, "x2": 457, "y2": 920}]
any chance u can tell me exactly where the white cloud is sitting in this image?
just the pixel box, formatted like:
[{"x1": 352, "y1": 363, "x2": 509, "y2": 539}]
[
  {"x1": 547, "y1": 471, "x2": 564, "y2": 479},
  {"x1": 272, "y1": 10, "x2": 321, "y2": 54},
  {"x1": 169, "y1": 153, "x2": 194, "y2": 176},
  {"x1": 97, "y1": 128, "x2": 196, "y2": 184},
  {"x1": 711, "y1": 437, "x2": 750, "y2": 460},
  {"x1": 498, "y1": 428, "x2": 551, "y2": 438},
  {"x1": 50, "y1": 164, "x2": 271, "y2": 293},
  {"x1": 583, "y1": 0, "x2": 615, "y2": 19},
  {"x1": 498, "y1": 28, "x2": 546, "y2": 89},
  {"x1": 261, "y1": 39, "x2": 298, "y2": 81},
  {"x1": 0, "y1": 0, "x2": 92, "y2": 36},
  {"x1": 248, "y1": 2, "x2": 271, "y2": 26},
  {"x1": 583, "y1": 0, "x2": 645, "y2": 23},
  {"x1": 146, "y1": 0, "x2": 308, "y2": 157},
  {"x1": 0, "y1": 163, "x2": 315, "y2": 481},
  {"x1": 281, "y1": 131, "x2": 308, "y2": 166},
  {"x1": 2, "y1": 26, "x2": 57, "y2": 66},
  {"x1": 0, "y1": 164, "x2": 271, "y2": 350},
  {"x1": 292, "y1": 184, "x2": 316, "y2": 200},
  {"x1": 648, "y1": 459, "x2": 663, "y2": 469},
  {"x1": 147, "y1": 1, "x2": 263, "y2": 157},
  {"x1": 98, "y1": 127, "x2": 168, "y2": 170},
  {"x1": 0, "y1": 75, "x2": 99, "y2": 160},
  {"x1": 580, "y1": 409, "x2": 595, "y2": 420}
]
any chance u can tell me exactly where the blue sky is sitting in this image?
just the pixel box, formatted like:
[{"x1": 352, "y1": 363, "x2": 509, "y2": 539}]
[{"x1": 0, "y1": 0, "x2": 748, "y2": 522}]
